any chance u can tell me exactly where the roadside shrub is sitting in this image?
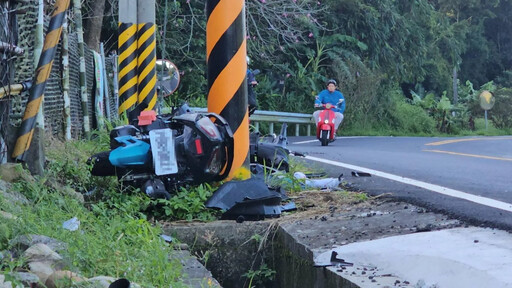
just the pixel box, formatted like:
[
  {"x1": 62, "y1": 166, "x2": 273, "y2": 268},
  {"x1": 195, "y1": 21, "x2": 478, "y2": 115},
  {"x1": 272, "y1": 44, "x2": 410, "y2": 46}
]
[
  {"x1": 388, "y1": 93, "x2": 436, "y2": 134},
  {"x1": 338, "y1": 61, "x2": 384, "y2": 131},
  {"x1": 490, "y1": 88, "x2": 512, "y2": 129}
]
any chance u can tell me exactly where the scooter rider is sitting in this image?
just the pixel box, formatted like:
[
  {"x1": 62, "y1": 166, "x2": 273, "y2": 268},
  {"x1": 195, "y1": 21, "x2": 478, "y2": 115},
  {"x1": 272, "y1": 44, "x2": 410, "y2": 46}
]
[{"x1": 313, "y1": 79, "x2": 345, "y2": 134}]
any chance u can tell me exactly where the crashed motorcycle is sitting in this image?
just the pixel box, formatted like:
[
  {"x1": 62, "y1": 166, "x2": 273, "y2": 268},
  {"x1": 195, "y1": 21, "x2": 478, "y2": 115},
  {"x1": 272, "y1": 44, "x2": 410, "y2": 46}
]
[{"x1": 88, "y1": 104, "x2": 234, "y2": 199}]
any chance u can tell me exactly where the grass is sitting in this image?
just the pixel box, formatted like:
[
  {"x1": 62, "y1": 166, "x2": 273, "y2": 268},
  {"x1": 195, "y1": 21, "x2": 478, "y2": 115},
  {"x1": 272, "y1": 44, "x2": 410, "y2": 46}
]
[{"x1": 0, "y1": 136, "x2": 190, "y2": 287}]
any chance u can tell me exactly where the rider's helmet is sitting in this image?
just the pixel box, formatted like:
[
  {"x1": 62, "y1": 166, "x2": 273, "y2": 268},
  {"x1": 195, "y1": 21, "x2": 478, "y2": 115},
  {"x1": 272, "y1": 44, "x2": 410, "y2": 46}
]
[{"x1": 326, "y1": 79, "x2": 337, "y2": 86}]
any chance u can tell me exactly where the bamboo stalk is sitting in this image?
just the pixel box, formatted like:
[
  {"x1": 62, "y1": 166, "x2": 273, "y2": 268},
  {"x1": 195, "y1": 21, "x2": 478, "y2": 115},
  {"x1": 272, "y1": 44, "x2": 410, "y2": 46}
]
[
  {"x1": 73, "y1": 0, "x2": 90, "y2": 138},
  {"x1": 112, "y1": 53, "x2": 119, "y2": 112},
  {"x1": 0, "y1": 41, "x2": 24, "y2": 55},
  {"x1": 0, "y1": 82, "x2": 31, "y2": 98},
  {"x1": 62, "y1": 15, "x2": 71, "y2": 140},
  {"x1": 100, "y1": 42, "x2": 111, "y2": 120},
  {"x1": 34, "y1": 0, "x2": 44, "y2": 129}
]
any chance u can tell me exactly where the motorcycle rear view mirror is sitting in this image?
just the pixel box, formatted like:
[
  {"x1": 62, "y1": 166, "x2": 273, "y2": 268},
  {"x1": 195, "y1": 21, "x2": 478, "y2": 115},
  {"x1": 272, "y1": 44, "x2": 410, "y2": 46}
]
[{"x1": 156, "y1": 59, "x2": 180, "y2": 97}]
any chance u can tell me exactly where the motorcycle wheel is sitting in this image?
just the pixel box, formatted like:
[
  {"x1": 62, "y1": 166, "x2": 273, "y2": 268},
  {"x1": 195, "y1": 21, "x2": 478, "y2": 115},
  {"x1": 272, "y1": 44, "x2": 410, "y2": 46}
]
[{"x1": 320, "y1": 130, "x2": 329, "y2": 146}]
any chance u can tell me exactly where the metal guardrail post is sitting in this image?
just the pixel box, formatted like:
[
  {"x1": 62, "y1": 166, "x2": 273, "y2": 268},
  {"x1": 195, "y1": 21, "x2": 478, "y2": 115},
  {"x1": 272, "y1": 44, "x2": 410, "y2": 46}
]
[{"x1": 191, "y1": 107, "x2": 313, "y2": 136}]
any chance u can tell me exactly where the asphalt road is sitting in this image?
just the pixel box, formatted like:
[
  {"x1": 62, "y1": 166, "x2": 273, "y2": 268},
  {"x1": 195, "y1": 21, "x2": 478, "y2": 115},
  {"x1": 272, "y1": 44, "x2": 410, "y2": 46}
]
[{"x1": 287, "y1": 135, "x2": 512, "y2": 230}]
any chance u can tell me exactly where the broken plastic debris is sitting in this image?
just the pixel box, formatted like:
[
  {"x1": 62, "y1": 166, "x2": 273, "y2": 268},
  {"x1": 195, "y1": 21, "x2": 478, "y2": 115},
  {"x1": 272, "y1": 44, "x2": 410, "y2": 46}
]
[
  {"x1": 280, "y1": 201, "x2": 297, "y2": 212},
  {"x1": 62, "y1": 217, "x2": 80, "y2": 231},
  {"x1": 351, "y1": 171, "x2": 371, "y2": 177},
  {"x1": 294, "y1": 172, "x2": 342, "y2": 189},
  {"x1": 160, "y1": 234, "x2": 173, "y2": 243}
]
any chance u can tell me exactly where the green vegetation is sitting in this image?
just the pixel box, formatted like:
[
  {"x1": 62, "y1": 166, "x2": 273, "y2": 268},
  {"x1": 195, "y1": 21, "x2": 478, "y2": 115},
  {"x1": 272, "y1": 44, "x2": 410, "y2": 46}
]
[
  {"x1": 145, "y1": 0, "x2": 512, "y2": 137},
  {"x1": 0, "y1": 139, "x2": 188, "y2": 287},
  {"x1": 87, "y1": 0, "x2": 512, "y2": 136},
  {"x1": 243, "y1": 263, "x2": 276, "y2": 288},
  {"x1": 1, "y1": 129, "x2": 357, "y2": 286}
]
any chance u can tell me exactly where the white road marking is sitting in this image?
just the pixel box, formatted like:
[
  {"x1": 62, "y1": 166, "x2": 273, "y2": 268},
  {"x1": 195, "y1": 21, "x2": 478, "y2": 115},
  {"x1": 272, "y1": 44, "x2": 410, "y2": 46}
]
[
  {"x1": 305, "y1": 155, "x2": 512, "y2": 213},
  {"x1": 292, "y1": 139, "x2": 322, "y2": 144}
]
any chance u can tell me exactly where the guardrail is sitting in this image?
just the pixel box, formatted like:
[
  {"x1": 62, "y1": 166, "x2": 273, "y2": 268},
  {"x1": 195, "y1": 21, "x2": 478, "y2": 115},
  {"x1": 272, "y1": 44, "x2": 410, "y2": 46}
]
[{"x1": 190, "y1": 108, "x2": 313, "y2": 136}]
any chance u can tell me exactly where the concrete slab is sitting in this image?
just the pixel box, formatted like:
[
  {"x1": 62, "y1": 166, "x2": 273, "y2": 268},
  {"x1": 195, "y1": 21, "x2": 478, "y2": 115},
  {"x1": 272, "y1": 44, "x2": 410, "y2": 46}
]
[
  {"x1": 174, "y1": 250, "x2": 222, "y2": 288},
  {"x1": 314, "y1": 227, "x2": 512, "y2": 287}
]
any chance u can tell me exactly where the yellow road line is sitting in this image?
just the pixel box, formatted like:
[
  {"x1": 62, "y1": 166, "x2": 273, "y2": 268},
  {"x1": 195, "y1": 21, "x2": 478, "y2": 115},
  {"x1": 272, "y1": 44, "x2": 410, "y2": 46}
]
[
  {"x1": 425, "y1": 137, "x2": 512, "y2": 146},
  {"x1": 424, "y1": 149, "x2": 512, "y2": 162}
]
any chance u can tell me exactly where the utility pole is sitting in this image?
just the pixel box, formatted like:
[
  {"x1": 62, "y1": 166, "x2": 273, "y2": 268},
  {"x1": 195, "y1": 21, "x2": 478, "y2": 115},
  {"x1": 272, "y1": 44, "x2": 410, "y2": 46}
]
[{"x1": 206, "y1": 0, "x2": 250, "y2": 180}]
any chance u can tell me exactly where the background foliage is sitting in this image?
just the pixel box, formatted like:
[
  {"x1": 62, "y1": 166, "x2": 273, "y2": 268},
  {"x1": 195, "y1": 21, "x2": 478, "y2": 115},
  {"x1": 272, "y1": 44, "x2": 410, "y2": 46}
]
[{"x1": 89, "y1": 0, "x2": 512, "y2": 135}]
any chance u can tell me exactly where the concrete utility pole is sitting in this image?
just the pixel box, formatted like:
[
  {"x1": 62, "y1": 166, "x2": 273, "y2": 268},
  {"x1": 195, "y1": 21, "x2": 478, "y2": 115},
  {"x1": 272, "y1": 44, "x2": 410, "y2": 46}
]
[
  {"x1": 135, "y1": 0, "x2": 157, "y2": 116},
  {"x1": 206, "y1": 0, "x2": 251, "y2": 180},
  {"x1": 73, "y1": 0, "x2": 90, "y2": 138},
  {"x1": 118, "y1": 0, "x2": 138, "y2": 121},
  {"x1": 118, "y1": 0, "x2": 156, "y2": 122}
]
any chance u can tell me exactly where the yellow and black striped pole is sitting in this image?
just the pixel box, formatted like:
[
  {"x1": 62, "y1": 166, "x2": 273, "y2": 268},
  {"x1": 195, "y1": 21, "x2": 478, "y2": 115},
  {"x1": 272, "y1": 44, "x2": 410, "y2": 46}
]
[
  {"x1": 206, "y1": 0, "x2": 250, "y2": 179},
  {"x1": 135, "y1": 0, "x2": 157, "y2": 117},
  {"x1": 118, "y1": 0, "x2": 139, "y2": 121},
  {"x1": 12, "y1": 0, "x2": 70, "y2": 161}
]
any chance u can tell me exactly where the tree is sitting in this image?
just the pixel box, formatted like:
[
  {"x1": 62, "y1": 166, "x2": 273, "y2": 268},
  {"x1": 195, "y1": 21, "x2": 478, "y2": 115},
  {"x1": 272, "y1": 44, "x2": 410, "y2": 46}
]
[{"x1": 83, "y1": 0, "x2": 107, "y2": 51}]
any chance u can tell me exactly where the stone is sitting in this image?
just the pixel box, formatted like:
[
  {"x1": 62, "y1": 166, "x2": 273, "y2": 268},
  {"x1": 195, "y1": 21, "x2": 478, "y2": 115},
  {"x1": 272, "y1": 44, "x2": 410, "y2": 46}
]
[
  {"x1": 45, "y1": 180, "x2": 84, "y2": 203},
  {"x1": 11, "y1": 234, "x2": 68, "y2": 252},
  {"x1": 29, "y1": 261, "x2": 55, "y2": 284},
  {"x1": 85, "y1": 276, "x2": 118, "y2": 287},
  {"x1": 0, "y1": 163, "x2": 35, "y2": 183},
  {"x1": 0, "y1": 274, "x2": 18, "y2": 288},
  {"x1": 23, "y1": 243, "x2": 63, "y2": 262},
  {"x1": 0, "y1": 180, "x2": 29, "y2": 206},
  {"x1": 10, "y1": 272, "x2": 40, "y2": 287},
  {"x1": 0, "y1": 210, "x2": 17, "y2": 220},
  {"x1": 45, "y1": 270, "x2": 85, "y2": 288}
]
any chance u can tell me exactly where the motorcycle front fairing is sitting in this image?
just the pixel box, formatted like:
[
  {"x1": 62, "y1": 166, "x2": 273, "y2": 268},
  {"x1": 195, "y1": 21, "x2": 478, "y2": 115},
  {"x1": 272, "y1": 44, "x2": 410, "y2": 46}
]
[
  {"x1": 109, "y1": 136, "x2": 151, "y2": 167},
  {"x1": 171, "y1": 112, "x2": 234, "y2": 184}
]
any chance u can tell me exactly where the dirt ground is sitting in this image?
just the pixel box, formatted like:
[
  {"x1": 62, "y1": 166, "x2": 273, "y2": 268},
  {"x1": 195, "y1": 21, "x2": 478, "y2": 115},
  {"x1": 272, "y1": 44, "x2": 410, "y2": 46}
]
[{"x1": 277, "y1": 187, "x2": 463, "y2": 253}]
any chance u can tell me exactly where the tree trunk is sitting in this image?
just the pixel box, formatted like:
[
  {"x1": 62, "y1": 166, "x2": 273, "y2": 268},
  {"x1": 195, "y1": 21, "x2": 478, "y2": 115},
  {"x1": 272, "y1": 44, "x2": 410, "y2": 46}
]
[
  {"x1": 452, "y1": 65, "x2": 458, "y2": 105},
  {"x1": 452, "y1": 65, "x2": 458, "y2": 117},
  {"x1": 84, "y1": 0, "x2": 106, "y2": 51}
]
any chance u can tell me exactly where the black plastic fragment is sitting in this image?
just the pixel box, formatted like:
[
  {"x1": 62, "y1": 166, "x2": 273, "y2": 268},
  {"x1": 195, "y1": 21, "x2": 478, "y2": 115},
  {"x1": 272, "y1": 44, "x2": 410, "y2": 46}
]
[
  {"x1": 205, "y1": 178, "x2": 283, "y2": 221},
  {"x1": 351, "y1": 171, "x2": 371, "y2": 177}
]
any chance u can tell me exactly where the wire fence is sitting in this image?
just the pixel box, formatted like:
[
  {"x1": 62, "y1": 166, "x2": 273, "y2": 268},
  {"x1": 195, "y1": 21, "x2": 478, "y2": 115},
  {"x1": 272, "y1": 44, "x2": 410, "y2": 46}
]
[
  {"x1": 1, "y1": 0, "x2": 118, "y2": 163},
  {"x1": 1, "y1": 1, "x2": 18, "y2": 163}
]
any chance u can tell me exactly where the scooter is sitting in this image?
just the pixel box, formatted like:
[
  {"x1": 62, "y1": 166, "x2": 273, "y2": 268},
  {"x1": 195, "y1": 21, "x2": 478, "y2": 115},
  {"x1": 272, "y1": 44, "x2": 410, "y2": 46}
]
[
  {"x1": 88, "y1": 104, "x2": 234, "y2": 199},
  {"x1": 315, "y1": 103, "x2": 337, "y2": 146}
]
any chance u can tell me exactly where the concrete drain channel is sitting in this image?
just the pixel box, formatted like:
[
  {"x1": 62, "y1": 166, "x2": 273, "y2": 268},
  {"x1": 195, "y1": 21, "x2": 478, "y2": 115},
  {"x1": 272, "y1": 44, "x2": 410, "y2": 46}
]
[
  {"x1": 162, "y1": 200, "x2": 463, "y2": 288},
  {"x1": 164, "y1": 220, "x2": 362, "y2": 288}
]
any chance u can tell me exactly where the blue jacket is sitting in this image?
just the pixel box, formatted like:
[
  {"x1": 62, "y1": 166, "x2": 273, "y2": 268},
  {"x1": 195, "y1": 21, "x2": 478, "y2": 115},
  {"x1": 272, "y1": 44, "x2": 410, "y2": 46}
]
[{"x1": 315, "y1": 89, "x2": 346, "y2": 113}]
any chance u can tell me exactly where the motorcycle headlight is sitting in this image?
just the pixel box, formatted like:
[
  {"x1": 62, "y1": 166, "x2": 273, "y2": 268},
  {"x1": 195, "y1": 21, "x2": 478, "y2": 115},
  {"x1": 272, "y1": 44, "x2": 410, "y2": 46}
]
[
  {"x1": 324, "y1": 119, "x2": 329, "y2": 124},
  {"x1": 206, "y1": 147, "x2": 222, "y2": 175}
]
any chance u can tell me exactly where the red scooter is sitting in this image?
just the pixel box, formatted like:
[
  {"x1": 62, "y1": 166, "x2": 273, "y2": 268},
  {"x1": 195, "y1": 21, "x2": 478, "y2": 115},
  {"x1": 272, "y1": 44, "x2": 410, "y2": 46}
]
[{"x1": 315, "y1": 103, "x2": 337, "y2": 146}]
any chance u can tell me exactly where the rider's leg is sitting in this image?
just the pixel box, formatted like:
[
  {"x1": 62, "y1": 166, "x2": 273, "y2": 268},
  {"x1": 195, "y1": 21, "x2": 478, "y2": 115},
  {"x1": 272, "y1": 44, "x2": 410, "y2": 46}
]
[
  {"x1": 334, "y1": 113, "x2": 344, "y2": 130},
  {"x1": 313, "y1": 110, "x2": 321, "y2": 126}
]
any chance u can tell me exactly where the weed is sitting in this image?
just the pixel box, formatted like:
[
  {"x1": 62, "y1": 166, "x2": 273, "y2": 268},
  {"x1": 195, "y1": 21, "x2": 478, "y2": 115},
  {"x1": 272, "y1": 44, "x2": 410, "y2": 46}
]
[
  {"x1": 243, "y1": 263, "x2": 276, "y2": 288},
  {"x1": 152, "y1": 184, "x2": 219, "y2": 221}
]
